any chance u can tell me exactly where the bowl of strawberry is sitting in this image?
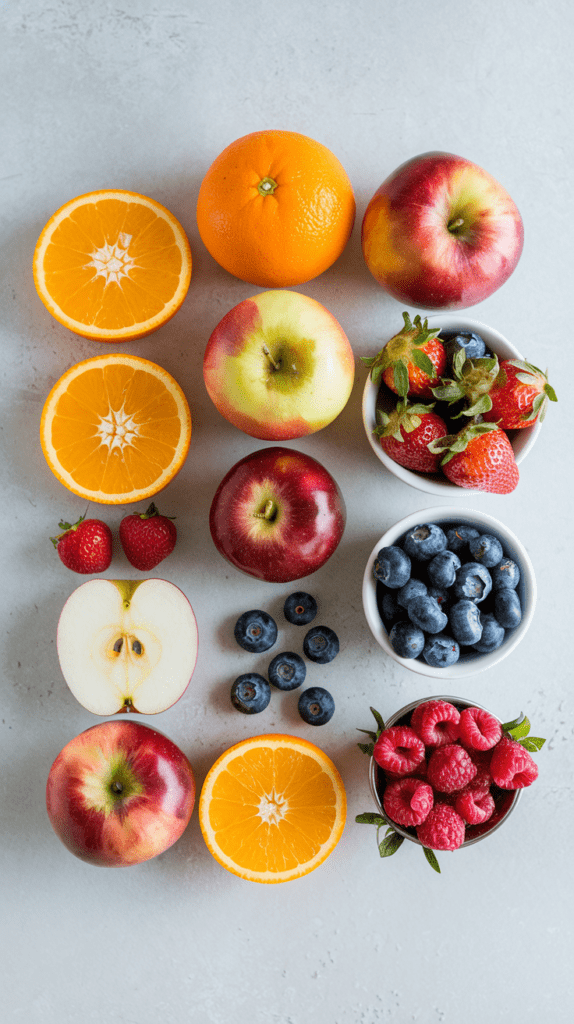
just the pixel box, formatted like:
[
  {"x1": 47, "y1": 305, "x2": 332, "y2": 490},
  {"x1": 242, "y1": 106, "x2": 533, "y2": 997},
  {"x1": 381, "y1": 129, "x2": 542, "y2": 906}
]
[
  {"x1": 356, "y1": 697, "x2": 545, "y2": 871},
  {"x1": 362, "y1": 507, "x2": 536, "y2": 678},
  {"x1": 362, "y1": 312, "x2": 556, "y2": 496}
]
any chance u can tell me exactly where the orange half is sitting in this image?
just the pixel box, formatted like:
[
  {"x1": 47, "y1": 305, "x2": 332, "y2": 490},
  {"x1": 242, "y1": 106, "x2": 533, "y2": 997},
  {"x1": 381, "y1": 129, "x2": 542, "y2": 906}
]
[
  {"x1": 40, "y1": 353, "x2": 191, "y2": 504},
  {"x1": 33, "y1": 190, "x2": 192, "y2": 341},
  {"x1": 199, "y1": 734, "x2": 346, "y2": 883}
]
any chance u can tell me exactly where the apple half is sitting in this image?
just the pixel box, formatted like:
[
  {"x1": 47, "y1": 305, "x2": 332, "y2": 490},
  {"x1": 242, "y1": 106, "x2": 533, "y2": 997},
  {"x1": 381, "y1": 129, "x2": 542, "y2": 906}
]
[{"x1": 57, "y1": 579, "x2": 199, "y2": 715}]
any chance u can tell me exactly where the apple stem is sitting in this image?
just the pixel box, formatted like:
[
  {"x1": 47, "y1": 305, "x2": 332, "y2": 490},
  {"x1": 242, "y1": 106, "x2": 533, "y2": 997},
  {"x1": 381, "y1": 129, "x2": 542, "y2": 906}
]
[
  {"x1": 111, "y1": 781, "x2": 123, "y2": 794},
  {"x1": 254, "y1": 498, "x2": 277, "y2": 521},
  {"x1": 262, "y1": 344, "x2": 281, "y2": 371},
  {"x1": 448, "y1": 216, "x2": 465, "y2": 232}
]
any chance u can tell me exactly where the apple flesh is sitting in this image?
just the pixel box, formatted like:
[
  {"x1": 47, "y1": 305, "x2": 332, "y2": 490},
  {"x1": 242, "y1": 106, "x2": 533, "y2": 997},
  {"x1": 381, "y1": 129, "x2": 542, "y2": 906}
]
[
  {"x1": 203, "y1": 289, "x2": 355, "y2": 440},
  {"x1": 210, "y1": 446, "x2": 346, "y2": 582},
  {"x1": 57, "y1": 579, "x2": 198, "y2": 716},
  {"x1": 361, "y1": 152, "x2": 524, "y2": 310},
  {"x1": 46, "y1": 720, "x2": 195, "y2": 866}
]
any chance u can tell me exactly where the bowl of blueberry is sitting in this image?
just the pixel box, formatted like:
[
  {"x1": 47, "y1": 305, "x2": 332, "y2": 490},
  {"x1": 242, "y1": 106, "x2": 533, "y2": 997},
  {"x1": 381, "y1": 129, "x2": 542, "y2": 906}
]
[
  {"x1": 362, "y1": 313, "x2": 553, "y2": 496},
  {"x1": 362, "y1": 507, "x2": 536, "y2": 677}
]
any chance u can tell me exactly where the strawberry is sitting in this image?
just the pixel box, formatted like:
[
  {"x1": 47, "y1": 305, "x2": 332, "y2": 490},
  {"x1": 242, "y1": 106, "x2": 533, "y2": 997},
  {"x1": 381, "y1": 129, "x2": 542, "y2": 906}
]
[
  {"x1": 52, "y1": 515, "x2": 112, "y2": 574},
  {"x1": 119, "y1": 502, "x2": 177, "y2": 570},
  {"x1": 362, "y1": 312, "x2": 446, "y2": 399},
  {"x1": 373, "y1": 399, "x2": 447, "y2": 473},
  {"x1": 482, "y1": 359, "x2": 557, "y2": 429},
  {"x1": 428, "y1": 422, "x2": 519, "y2": 494}
]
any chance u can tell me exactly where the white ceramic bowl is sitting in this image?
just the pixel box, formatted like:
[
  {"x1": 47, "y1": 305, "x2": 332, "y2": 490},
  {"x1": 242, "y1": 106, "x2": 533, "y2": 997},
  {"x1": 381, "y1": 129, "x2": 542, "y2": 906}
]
[
  {"x1": 362, "y1": 314, "x2": 541, "y2": 496},
  {"x1": 362, "y1": 506, "x2": 536, "y2": 678},
  {"x1": 368, "y1": 695, "x2": 521, "y2": 848}
]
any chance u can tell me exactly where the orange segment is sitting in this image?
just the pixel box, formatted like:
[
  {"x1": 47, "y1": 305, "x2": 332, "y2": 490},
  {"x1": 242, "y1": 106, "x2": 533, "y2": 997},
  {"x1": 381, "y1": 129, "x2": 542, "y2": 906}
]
[
  {"x1": 33, "y1": 190, "x2": 192, "y2": 341},
  {"x1": 40, "y1": 354, "x2": 191, "y2": 504},
  {"x1": 199, "y1": 734, "x2": 346, "y2": 883}
]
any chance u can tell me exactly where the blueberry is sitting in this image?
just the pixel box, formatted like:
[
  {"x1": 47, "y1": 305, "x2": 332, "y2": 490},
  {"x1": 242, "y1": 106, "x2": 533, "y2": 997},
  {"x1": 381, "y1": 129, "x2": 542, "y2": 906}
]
[
  {"x1": 234, "y1": 609, "x2": 278, "y2": 652},
  {"x1": 397, "y1": 578, "x2": 427, "y2": 610},
  {"x1": 445, "y1": 525, "x2": 480, "y2": 556},
  {"x1": 268, "y1": 651, "x2": 306, "y2": 690},
  {"x1": 283, "y1": 591, "x2": 317, "y2": 625},
  {"x1": 389, "y1": 621, "x2": 425, "y2": 659},
  {"x1": 407, "y1": 595, "x2": 448, "y2": 634},
  {"x1": 453, "y1": 563, "x2": 492, "y2": 603},
  {"x1": 473, "y1": 613, "x2": 505, "y2": 653},
  {"x1": 427, "y1": 586, "x2": 450, "y2": 614},
  {"x1": 373, "y1": 545, "x2": 411, "y2": 588},
  {"x1": 403, "y1": 523, "x2": 447, "y2": 561},
  {"x1": 494, "y1": 590, "x2": 523, "y2": 629},
  {"x1": 231, "y1": 673, "x2": 271, "y2": 714},
  {"x1": 298, "y1": 686, "x2": 335, "y2": 725},
  {"x1": 427, "y1": 550, "x2": 461, "y2": 589},
  {"x1": 469, "y1": 533, "x2": 504, "y2": 568},
  {"x1": 444, "y1": 331, "x2": 486, "y2": 362},
  {"x1": 423, "y1": 634, "x2": 460, "y2": 668},
  {"x1": 303, "y1": 625, "x2": 339, "y2": 664},
  {"x1": 491, "y1": 558, "x2": 521, "y2": 591},
  {"x1": 379, "y1": 590, "x2": 401, "y2": 625},
  {"x1": 449, "y1": 599, "x2": 483, "y2": 645}
]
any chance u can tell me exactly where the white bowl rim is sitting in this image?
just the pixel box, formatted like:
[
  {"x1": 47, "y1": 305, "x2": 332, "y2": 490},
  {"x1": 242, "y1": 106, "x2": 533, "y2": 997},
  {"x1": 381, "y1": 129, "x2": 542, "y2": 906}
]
[
  {"x1": 362, "y1": 505, "x2": 537, "y2": 679},
  {"x1": 362, "y1": 313, "x2": 542, "y2": 496}
]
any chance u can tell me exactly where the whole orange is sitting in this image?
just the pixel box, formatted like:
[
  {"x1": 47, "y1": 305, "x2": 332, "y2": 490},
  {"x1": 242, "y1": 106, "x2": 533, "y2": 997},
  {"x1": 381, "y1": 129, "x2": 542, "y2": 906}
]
[{"x1": 196, "y1": 130, "x2": 356, "y2": 287}]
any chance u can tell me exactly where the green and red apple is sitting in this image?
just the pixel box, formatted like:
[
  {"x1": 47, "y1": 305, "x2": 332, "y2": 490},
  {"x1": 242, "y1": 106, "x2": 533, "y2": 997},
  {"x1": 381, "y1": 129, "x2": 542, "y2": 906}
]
[
  {"x1": 57, "y1": 578, "x2": 198, "y2": 716},
  {"x1": 362, "y1": 152, "x2": 524, "y2": 310},
  {"x1": 203, "y1": 289, "x2": 355, "y2": 440},
  {"x1": 46, "y1": 720, "x2": 195, "y2": 866}
]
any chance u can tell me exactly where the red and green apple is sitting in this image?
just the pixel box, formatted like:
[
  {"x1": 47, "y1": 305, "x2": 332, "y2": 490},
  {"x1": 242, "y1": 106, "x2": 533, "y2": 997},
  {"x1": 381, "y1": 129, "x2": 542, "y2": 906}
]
[
  {"x1": 361, "y1": 151, "x2": 523, "y2": 310},
  {"x1": 203, "y1": 289, "x2": 355, "y2": 440},
  {"x1": 209, "y1": 446, "x2": 346, "y2": 582},
  {"x1": 46, "y1": 720, "x2": 195, "y2": 866}
]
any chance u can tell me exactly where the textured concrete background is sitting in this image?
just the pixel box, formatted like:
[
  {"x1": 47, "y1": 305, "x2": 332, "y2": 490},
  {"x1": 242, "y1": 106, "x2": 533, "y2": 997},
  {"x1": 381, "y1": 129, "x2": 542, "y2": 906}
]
[{"x1": 1, "y1": 1, "x2": 573, "y2": 1021}]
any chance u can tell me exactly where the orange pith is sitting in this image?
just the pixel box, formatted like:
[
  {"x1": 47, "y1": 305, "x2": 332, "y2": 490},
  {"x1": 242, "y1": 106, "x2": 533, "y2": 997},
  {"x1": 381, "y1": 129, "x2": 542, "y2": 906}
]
[
  {"x1": 33, "y1": 190, "x2": 192, "y2": 341},
  {"x1": 40, "y1": 354, "x2": 191, "y2": 504},
  {"x1": 198, "y1": 734, "x2": 346, "y2": 883},
  {"x1": 196, "y1": 130, "x2": 355, "y2": 287}
]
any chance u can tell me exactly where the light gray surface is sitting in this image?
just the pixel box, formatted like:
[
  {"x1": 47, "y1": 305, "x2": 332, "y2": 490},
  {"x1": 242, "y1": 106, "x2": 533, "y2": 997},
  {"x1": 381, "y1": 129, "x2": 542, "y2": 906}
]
[{"x1": 2, "y1": 1, "x2": 573, "y2": 1021}]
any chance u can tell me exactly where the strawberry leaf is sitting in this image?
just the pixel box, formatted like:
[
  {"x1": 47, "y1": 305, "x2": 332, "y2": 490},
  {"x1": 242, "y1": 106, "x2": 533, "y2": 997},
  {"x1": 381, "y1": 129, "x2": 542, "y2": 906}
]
[
  {"x1": 393, "y1": 361, "x2": 410, "y2": 398},
  {"x1": 410, "y1": 348, "x2": 436, "y2": 378},
  {"x1": 423, "y1": 847, "x2": 441, "y2": 873}
]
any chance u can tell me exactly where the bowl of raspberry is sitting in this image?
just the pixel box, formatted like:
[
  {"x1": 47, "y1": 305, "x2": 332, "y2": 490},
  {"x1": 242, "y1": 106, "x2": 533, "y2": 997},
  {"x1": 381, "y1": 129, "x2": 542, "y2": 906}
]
[
  {"x1": 368, "y1": 696, "x2": 543, "y2": 852},
  {"x1": 361, "y1": 313, "x2": 552, "y2": 496},
  {"x1": 362, "y1": 506, "x2": 536, "y2": 678}
]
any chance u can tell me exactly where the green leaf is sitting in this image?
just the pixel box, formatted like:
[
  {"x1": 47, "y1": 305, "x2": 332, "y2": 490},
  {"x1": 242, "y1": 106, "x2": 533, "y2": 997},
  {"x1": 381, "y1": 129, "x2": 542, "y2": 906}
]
[
  {"x1": 355, "y1": 812, "x2": 387, "y2": 826},
  {"x1": 357, "y1": 742, "x2": 375, "y2": 756},
  {"x1": 379, "y1": 831, "x2": 405, "y2": 857},
  {"x1": 410, "y1": 348, "x2": 435, "y2": 378},
  {"x1": 502, "y1": 714, "x2": 531, "y2": 739},
  {"x1": 370, "y1": 707, "x2": 385, "y2": 733},
  {"x1": 360, "y1": 355, "x2": 376, "y2": 368},
  {"x1": 393, "y1": 361, "x2": 409, "y2": 398},
  {"x1": 357, "y1": 727, "x2": 378, "y2": 740},
  {"x1": 464, "y1": 394, "x2": 494, "y2": 417},
  {"x1": 431, "y1": 382, "x2": 465, "y2": 403},
  {"x1": 371, "y1": 363, "x2": 384, "y2": 386},
  {"x1": 544, "y1": 383, "x2": 557, "y2": 402},
  {"x1": 519, "y1": 736, "x2": 546, "y2": 751},
  {"x1": 423, "y1": 847, "x2": 441, "y2": 873}
]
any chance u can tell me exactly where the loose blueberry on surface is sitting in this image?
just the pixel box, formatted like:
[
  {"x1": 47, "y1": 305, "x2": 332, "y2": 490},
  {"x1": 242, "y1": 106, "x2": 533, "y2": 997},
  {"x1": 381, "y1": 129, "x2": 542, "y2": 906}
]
[
  {"x1": 389, "y1": 621, "x2": 425, "y2": 659},
  {"x1": 373, "y1": 545, "x2": 411, "y2": 588},
  {"x1": 303, "y1": 625, "x2": 340, "y2": 664},
  {"x1": 453, "y1": 563, "x2": 492, "y2": 603},
  {"x1": 469, "y1": 533, "x2": 504, "y2": 568},
  {"x1": 494, "y1": 589, "x2": 523, "y2": 629},
  {"x1": 231, "y1": 673, "x2": 271, "y2": 714},
  {"x1": 298, "y1": 686, "x2": 335, "y2": 725},
  {"x1": 491, "y1": 558, "x2": 521, "y2": 590},
  {"x1": 449, "y1": 599, "x2": 483, "y2": 645},
  {"x1": 403, "y1": 523, "x2": 447, "y2": 561},
  {"x1": 234, "y1": 609, "x2": 278, "y2": 652},
  {"x1": 268, "y1": 651, "x2": 307, "y2": 690},
  {"x1": 473, "y1": 613, "x2": 506, "y2": 653},
  {"x1": 445, "y1": 525, "x2": 480, "y2": 556},
  {"x1": 422, "y1": 634, "x2": 460, "y2": 667},
  {"x1": 397, "y1": 578, "x2": 427, "y2": 610},
  {"x1": 427, "y1": 550, "x2": 461, "y2": 589},
  {"x1": 283, "y1": 591, "x2": 318, "y2": 625},
  {"x1": 407, "y1": 595, "x2": 449, "y2": 634}
]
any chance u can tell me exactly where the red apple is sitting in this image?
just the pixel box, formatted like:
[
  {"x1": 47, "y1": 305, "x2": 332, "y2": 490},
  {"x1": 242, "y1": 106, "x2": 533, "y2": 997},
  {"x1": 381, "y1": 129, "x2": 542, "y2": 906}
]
[
  {"x1": 46, "y1": 720, "x2": 195, "y2": 866},
  {"x1": 361, "y1": 152, "x2": 523, "y2": 310},
  {"x1": 203, "y1": 289, "x2": 355, "y2": 440},
  {"x1": 209, "y1": 446, "x2": 346, "y2": 582}
]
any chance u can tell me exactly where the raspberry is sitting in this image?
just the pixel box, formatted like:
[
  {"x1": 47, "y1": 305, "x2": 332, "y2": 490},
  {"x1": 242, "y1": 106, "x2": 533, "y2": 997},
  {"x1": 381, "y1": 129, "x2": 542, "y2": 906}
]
[
  {"x1": 427, "y1": 743, "x2": 477, "y2": 793},
  {"x1": 490, "y1": 736, "x2": 539, "y2": 789},
  {"x1": 410, "y1": 699, "x2": 460, "y2": 747},
  {"x1": 416, "y1": 803, "x2": 466, "y2": 851},
  {"x1": 455, "y1": 788, "x2": 495, "y2": 825},
  {"x1": 458, "y1": 706, "x2": 502, "y2": 751},
  {"x1": 373, "y1": 726, "x2": 425, "y2": 776},
  {"x1": 383, "y1": 777, "x2": 434, "y2": 827}
]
